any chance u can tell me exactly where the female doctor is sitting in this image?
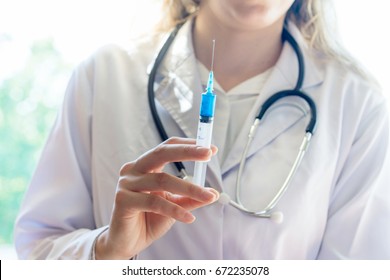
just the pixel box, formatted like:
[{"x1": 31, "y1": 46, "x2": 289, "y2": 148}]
[{"x1": 15, "y1": 0, "x2": 390, "y2": 259}]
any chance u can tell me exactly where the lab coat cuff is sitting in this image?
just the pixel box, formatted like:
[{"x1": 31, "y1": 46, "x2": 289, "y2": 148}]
[
  {"x1": 90, "y1": 225, "x2": 109, "y2": 260},
  {"x1": 90, "y1": 226, "x2": 138, "y2": 260}
]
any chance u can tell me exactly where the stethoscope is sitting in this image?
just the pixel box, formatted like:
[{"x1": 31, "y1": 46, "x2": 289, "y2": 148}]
[{"x1": 148, "y1": 22, "x2": 317, "y2": 223}]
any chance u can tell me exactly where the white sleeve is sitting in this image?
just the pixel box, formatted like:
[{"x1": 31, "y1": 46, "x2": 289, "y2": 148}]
[
  {"x1": 14, "y1": 61, "x2": 107, "y2": 259},
  {"x1": 317, "y1": 102, "x2": 390, "y2": 259}
]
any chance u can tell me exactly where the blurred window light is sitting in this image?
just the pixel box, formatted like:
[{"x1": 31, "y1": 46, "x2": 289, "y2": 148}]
[{"x1": 334, "y1": 0, "x2": 390, "y2": 96}]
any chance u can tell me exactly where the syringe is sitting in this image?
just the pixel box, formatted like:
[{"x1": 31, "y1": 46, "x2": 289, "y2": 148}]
[{"x1": 193, "y1": 40, "x2": 216, "y2": 187}]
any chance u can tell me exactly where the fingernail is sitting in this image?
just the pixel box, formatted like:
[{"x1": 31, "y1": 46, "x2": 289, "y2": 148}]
[
  {"x1": 184, "y1": 212, "x2": 196, "y2": 223},
  {"x1": 196, "y1": 146, "x2": 212, "y2": 156},
  {"x1": 202, "y1": 188, "x2": 219, "y2": 201},
  {"x1": 207, "y1": 188, "x2": 219, "y2": 201}
]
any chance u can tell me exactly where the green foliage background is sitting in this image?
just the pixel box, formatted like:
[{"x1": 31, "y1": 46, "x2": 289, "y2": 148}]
[{"x1": 0, "y1": 38, "x2": 72, "y2": 244}]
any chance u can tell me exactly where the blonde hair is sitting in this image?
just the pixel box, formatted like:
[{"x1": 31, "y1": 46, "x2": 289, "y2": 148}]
[
  {"x1": 288, "y1": 0, "x2": 365, "y2": 76},
  {"x1": 158, "y1": 0, "x2": 376, "y2": 84},
  {"x1": 158, "y1": 0, "x2": 199, "y2": 31}
]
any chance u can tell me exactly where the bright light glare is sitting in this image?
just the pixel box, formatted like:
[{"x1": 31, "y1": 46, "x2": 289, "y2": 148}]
[
  {"x1": 0, "y1": 0, "x2": 161, "y2": 78},
  {"x1": 334, "y1": 0, "x2": 390, "y2": 98}
]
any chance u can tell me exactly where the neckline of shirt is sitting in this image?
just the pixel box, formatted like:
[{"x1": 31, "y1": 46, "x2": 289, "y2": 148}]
[{"x1": 197, "y1": 60, "x2": 274, "y2": 96}]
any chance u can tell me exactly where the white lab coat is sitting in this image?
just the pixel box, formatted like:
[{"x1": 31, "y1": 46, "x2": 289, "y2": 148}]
[{"x1": 14, "y1": 21, "x2": 390, "y2": 259}]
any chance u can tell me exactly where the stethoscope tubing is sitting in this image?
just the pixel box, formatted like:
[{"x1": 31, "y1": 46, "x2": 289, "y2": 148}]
[
  {"x1": 257, "y1": 89, "x2": 317, "y2": 134},
  {"x1": 147, "y1": 23, "x2": 187, "y2": 178},
  {"x1": 147, "y1": 21, "x2": 317, "y2": 221}
]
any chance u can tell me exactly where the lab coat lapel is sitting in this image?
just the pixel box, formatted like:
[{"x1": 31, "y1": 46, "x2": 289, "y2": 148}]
[
  {"x1": 153, "y1": 21, "x2": 201, "y2": 140},
  {"x1": 221, "y1": 24, "x2": 324, "y2": 174}
]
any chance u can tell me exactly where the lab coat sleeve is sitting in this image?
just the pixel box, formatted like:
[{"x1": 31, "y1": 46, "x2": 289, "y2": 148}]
[
  {"x1": 317, "y1": 101, "x2": 390, "y2": 259},
  {"x1": 14, "y1": 60, "x2": 106, "y2": 259}
]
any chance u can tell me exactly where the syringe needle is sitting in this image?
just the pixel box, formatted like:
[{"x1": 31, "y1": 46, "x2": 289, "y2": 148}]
[
  {"x1": 211, "y1": 39, "x2": 216, "y2": 71},
  {"x1": 206, "y1": 40, "x2": 215, "y2": 93}
]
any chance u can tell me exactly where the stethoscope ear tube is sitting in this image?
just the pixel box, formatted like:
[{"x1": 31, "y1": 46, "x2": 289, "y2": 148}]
[
  {"x1": 232, "y1": 126, "x2": 313, "y2": 224},
  {"x1": 257, "y1": 90, "x2": 317, "y2": 134},
  {"x1": 147, "y1": 23, "x2": 186, "y2": 175}
]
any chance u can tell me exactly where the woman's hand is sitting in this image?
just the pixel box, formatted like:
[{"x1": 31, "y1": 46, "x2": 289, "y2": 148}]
[{"x1": 95, "y1": 137, "x2": 219, "y2": 259}]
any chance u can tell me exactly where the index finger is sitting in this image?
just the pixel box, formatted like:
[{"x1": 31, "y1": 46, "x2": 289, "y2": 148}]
[{"x1": 134, "y1": 143, "x2": 212, "y2": 173}]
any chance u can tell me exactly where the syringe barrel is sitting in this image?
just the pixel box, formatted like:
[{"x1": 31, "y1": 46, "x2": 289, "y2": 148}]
[
  {"x1": 193, "y1": 83, "x2": 216, "y2": 187},
  {"x1": 193, "y1": 119, "x2": 214, "y2": 187},
  {"x1": 196, "y1": 119, "x2": 214, "y2": 148}
]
